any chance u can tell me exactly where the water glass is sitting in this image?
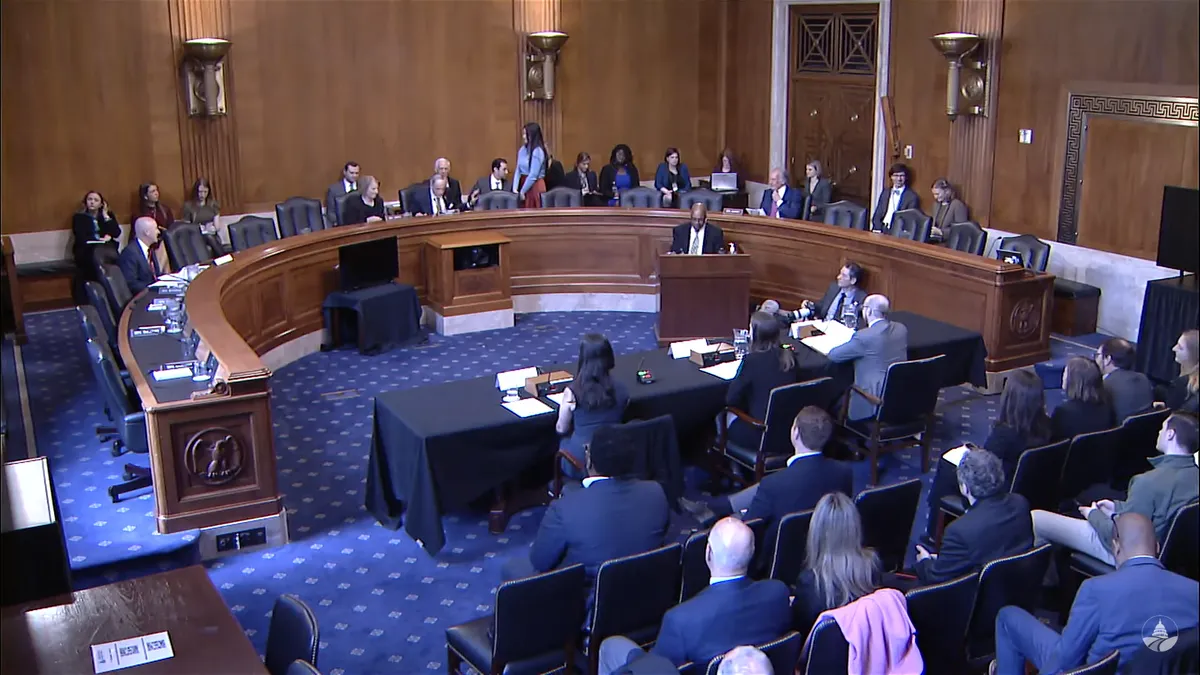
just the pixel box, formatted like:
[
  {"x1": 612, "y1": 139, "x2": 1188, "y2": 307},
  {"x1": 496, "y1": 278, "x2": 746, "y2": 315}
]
[{"x1": 733, "y1": 329, "x2": 750, "y2": 358}]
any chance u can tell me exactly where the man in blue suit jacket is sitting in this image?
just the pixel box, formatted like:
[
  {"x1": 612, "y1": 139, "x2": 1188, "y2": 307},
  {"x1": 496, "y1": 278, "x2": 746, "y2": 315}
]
[
  {"x1": 993, "y1": 513, "x2": 1199, "y2": 675},
  {"x1": 758, "y1": 167, "x2": 804, "y2": 219},
  {"x1": 598, "y1": 518, "x2": 791, "y2": 674},
  {"x1": 118, "y1": 216, "x2": 168, "y2": 295}
]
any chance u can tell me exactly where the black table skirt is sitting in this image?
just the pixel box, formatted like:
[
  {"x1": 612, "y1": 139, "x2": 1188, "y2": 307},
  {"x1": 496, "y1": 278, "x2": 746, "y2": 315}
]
[
  {"x1": 1137, "y1": 276, "x2": 1199, "y2": 383},
  {"x1": 323, "y1": 283, "x2": 421, "y2": 354},
  {"x1": 365, "y1": 311, "x2": 986, "y2": 554}
]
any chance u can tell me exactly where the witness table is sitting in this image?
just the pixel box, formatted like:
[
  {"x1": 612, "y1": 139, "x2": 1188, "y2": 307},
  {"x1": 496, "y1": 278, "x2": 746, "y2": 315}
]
[
  {"x1": 1136, "y1": 275, "x2": 1199, "y2": 383},
  {"x1": 0, "y1": 565, "x2": 266, "y2": 674},
  {"x1": 365, "y1": 311, "x2": 986, "y2": 554}
]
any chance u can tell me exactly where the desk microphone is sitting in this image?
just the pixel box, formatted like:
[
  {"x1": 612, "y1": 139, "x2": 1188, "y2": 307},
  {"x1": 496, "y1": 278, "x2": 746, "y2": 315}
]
[{"x1": 636, "y1": 356, "x2": 654, "y2": 384}]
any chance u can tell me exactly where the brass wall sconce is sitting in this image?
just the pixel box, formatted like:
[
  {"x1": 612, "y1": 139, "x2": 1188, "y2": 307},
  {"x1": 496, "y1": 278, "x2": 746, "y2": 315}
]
[
  {"x1": 930, "y1": 32, "x2": 989, "y2": 120},
  {"x1": 182, "y1": 38, "x2": 231, "y2": 117},
  {"x1": 524, "y1": 31, "x2": 569, "y2": 101}
]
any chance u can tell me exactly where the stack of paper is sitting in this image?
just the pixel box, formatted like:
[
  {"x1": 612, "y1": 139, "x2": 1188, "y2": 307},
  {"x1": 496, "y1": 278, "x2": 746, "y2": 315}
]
[
  {"x1": 700, "y1": 360, "x2": 741, "y2": 380},
  {"x1": 669, "y1": 339, "x2": 709, "y2": 359},
  {"x1": 495, "y1": 367, "x2": 538, "y2": 391},
  {"x1": 152, "y1": 367, "x2": 193, "y2": 382},
  {"x1": 941, "y1": 445, "x2": 970, "y2": 466},
  {"x1": 800, "y1": 320, "x2": 854, "y2": 355},
  {"x1": 502, "y1": 398, "x2": 554, "y2": 418}
]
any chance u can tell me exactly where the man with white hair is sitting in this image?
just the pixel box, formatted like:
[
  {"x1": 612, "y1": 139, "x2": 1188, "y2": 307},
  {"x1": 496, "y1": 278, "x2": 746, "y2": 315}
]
[
  {"x1": 409, "y1": 177, "x2": 453, "y2": 216},
  {"x1": 118, "y1": 216, "x2": 169, "y2": 294},
  {"x1": 597, "y1": 518, "x2": 790, "y2": 674},
  {"x1": 718, "y1": 646, "x2": 773, "y2": 675},
  {"x1": 826, "y1": 293, "x2": 908, "y2": 420},
  {"x1": 427, "y1": 157, "x2": 465, "y2": 210},
  {"x1": 757, "y1": 167, "x2": 803, "y2": 219}
]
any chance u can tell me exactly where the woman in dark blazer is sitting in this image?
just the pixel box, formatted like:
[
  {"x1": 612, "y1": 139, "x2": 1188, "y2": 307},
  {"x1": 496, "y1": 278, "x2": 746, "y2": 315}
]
[
  {"x1": 1051, "y1": 356, "x2": 1116, "y2": 441},
  {"x1": 801, "y1": 160, "x2": 833, "y2": 219},
  {"x1": 340, "y1": 176, "x2": 385, "y2": 225},
  {"x1": 713, "y1": 148, "x2": 746, "y2": 192},
  {"x1": 654, "y1": 147, "x2": 691, "y2": 208},
  {"x1": 72, "y1": 190, "x2": 121, "y2": 287},
  {"x1": 598, "y1": 144, "x2": 640, "y2": 205},
  {"x1": 930, "y1": 178, "x2": 969, "y2": 237},
  {"x1": 724, "y1": 312, "x2": 799, "y2": 449},
  {"x1": 562, "y1": 152, "x2": 604, "y2": 206}
]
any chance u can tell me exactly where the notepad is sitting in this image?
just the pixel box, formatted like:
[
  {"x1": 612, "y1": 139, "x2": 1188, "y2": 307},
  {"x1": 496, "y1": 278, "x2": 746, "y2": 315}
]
[
  {"x1": 700, "y1": 360, "x2": 741, "y2": 380},
  {"x1": 212, "y1": 254, "x2": 233, "y2": 265},
  {"x1": 547, "y1": 392, "x2": 567, "y2": 407},
  {"x1": 941, "y1": 445, "x2": 970, "y2": 467},
  {"x1": 669, "y1": 339, "x2": 709, "y2": 359},
  {"x1": 151, "y1": 367, "x2": 193, "y2": 382},
  {"x1": 92, "y1": 631, "x2": 174, "y2": 673},
  {"x1": 800, "y1": 320, "x2": 854, "y2": 354},
  {"x1": 502, "y1": 398, "x2": 554, "y2": 418},
  {"x1": 496, "y1": 367, "x2": 538, "y2": 391}
]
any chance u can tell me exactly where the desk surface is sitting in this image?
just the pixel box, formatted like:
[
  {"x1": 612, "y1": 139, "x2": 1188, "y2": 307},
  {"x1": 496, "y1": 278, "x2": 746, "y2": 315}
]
[
  {"x1": 124, "y1": 289, "x2": 215, "y2": 404},
  {"x1": 0, "y1": 565, "x2": 266, "y2": 674}
]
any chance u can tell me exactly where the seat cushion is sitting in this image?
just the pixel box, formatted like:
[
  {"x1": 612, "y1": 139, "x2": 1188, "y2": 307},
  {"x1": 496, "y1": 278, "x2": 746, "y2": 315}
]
[
  {"x1": 1053, "y1": 278, "x2": 1100, "y2": 299},
  {"x1": 843, "y1": 418, "x2": 926, "y2": 442},
  {"x1": 1069, "y1": 551, "x2": 1116, "y2": 578},
  {"x1": 725, "y1": 443, "x2": 788, "y2": 472},
  {"x1": 447, "y1": 616, "x2": 571, "y2": 675}
]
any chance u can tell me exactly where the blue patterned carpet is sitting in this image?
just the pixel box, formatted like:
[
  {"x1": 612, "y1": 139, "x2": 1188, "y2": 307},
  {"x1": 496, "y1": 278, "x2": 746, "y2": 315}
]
[{"x1": 19, "y1": 309, "x2": 1096, "y2": 675}]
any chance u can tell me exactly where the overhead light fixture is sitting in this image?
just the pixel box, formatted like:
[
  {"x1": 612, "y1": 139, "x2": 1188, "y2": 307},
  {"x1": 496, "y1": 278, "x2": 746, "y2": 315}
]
[
  {"x1": 182, "y1": 38, "x2": 231, "y2": 117},
  {"x1": 930, "y1": 32, "x2": 988, "y2": 120},
  {"x1": 524, "y1": 31, "x2": 569, "y2": 101}
]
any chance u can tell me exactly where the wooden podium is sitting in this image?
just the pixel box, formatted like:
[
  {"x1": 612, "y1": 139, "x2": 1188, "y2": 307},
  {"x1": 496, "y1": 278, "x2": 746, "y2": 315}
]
[
  {"x1": 657, "y1": 253, "x2": 752, "y2": 343},
  {"x1": 423, "y1": 230, "x2": 513, "y2": 335}
]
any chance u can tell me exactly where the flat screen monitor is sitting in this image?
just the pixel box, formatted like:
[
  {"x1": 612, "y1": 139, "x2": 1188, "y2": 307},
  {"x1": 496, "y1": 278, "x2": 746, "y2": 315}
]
[
  {"x1": 710, "y1": 172, "x2": 738, "y2": 191},
  {"x1": 338, "y1": 236, "x2": 399, "y2": 291},
  {"x1": 1156, "y1": 186, "x2": 1199, "y2": 274}
]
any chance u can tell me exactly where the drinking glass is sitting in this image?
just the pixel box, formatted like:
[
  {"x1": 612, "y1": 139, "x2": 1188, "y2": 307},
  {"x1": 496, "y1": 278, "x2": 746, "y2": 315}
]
[{"x1": 733, "y1": 329, "x2": 750, "y2": 358}]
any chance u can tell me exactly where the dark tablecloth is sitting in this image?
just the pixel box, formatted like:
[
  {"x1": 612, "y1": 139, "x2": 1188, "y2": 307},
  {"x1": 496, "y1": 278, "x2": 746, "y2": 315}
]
[
  {"x1": 1137, "y1": 276, "x2": 1199, "y2": 383},
  {"x1": 364, "y1": 311, "x2": 986, "y2": 554},
  {"x1": 323, "y1": 282, "x2": 421, "y2": 354}
]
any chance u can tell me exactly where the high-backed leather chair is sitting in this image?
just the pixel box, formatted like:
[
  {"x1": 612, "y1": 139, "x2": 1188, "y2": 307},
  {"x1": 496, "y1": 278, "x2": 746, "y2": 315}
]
[
  {"x1": 679, "y1": 188, "x2": 724, "y2": 212},
  {"x1": 98, "y1": 262, "x2": 132, "y2": 310},
  {"x1": 399, "y1": 182, "x2": 425, "y2": 215},
  {"x1": 886, "y1": 209, "x2": 932, "y2": 243},
  {"x1": 477, "y1": 191, "x2": 519, "y2": 211},
  {"x1": 83, "y1": 281, "x2": 119, "y2": 354},
  {"x1": 997, "y1": 234, "x2": 1051, "y2": 272},
  {"x1": 228, "y1": 216, "x2": 279, "y2": 252},
  {"x1": 539, "y1": 186, "x2": 582, "y2": 208},
  {"x1": 945, "y1": 221, "x2": 987, "y2": 255},
  {"x1": 619, "y1": 186, "x2": 659, "y2": 208},
  {"x1": 274, "y1": 197, "x2": 325, "y2": 238},
  {"x1": 91, "y1": 244, "x2": 120, "y2": 280},
  {"x1": 85, "y1": 339, "x2": 152, "y2": 500},
  {"x1": 822, "y1": 200, "x2": 868, "y2": 230},
  {"x1": 265, "y1": 594, "x2": 320, "y2": 675},
  {"x1": 163, "y1": 222, "x2": 219, "y2": 268},
  {"x1": 333, "y1": 193, "x2": 352, "y2": 226}
]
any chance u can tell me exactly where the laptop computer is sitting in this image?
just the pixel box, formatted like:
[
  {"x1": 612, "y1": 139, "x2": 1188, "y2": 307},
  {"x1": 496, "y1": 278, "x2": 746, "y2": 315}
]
[
  {"x1": 996, "y1": 248, "x2": 1026, "y2": 267},
  {"x1": 710, "y1": 172, "x2": 737, "y2": 191}
]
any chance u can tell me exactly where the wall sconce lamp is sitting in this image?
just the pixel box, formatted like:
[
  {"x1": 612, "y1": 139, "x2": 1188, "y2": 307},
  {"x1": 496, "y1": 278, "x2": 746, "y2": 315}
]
[
  {"x1": 524, "y1": 31, "x2": 569, "y2": 101},
  {"x1": 182, "y1": 38, "x2": 231, "y2": 117},
  {"x1": 930, "y1": 32, "x2": 989, "y2": 120}
]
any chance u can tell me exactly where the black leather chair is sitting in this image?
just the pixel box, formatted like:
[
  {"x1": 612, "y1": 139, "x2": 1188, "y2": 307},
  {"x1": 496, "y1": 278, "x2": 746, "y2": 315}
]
[
  {"x1": 333, "y1": 193, "x2": 353, "y2": 226},
  {"x1": 83, "y1": 281, "x2": 119, "y2": 354},
  {"x1": 680, "y1": 528, "x2": 710, "y2": 602},
  {"x1": 539, "y1": 187, "x2": 582, "y2": 208},
  {"x1": 274, "y1": 197, "x2": 325, "y2": 238},
  {"x1": 1070, "y1": 500, "x2": 1199, "y2": 581},
  {"x1": 618, "y1": 186, "x2": 659, "y2": 208},
  {"x1": 581, "y1": 544, "x2": 682, "y2": 674},
  {"x1": 904, "y1": 571, "x2": 979, "y2": 675},
  {"x1": 679, "y1": 188, "x2": 724, "y2": 212},
  {"x1": 284, "y1": 661, "x2": 321, "y2": 675},
  {"x1": 711, "y1": 377, "x2": 837, "y2": 484},
  {"x1": 91, "y1": 243, "x2": 121, "y2": 279},
  {"x1": 265, "y1": 594, "x2": 320, "y2": 675},
  {"x1": 446, "y1": 564, "x2": 586, "y2": 675},
  {"x1": 164, "y1": 222, "x2": 220, "y2": 268},
  {"x1": 399, "y1": 183, "x2": 425, "y2": 215},
  {"x1": 997, "y1": 234, "x2": 1051, "y2": 272},
  {"x1": 840, "y1": 355, "x2": 944, "y2": 485},
  {"x1": 97, "y1": 262, "x2": 133, "y2": 316},
  {"x1": 552, "y1": 415, "x2": 680, "y2": 503},
  {"x1": 945, "y1": 221, "x2": 987, "y2": 255},
  {"x1": 1058, "y1": 426, "x2": 1124, "y2": 505},
  {"x1": 1126, "y1": 625, "x2": 1200, "y2": 674},
  {"x1": 85, "y1": 339, "x2": 152, "y2": 499},
  {"x1": 886, "y1": 208, "x2": 932, "y2": 242},
  {"x1": 228, "y1": 216, "x2": 279, "y2": 252},
  {"x1": 965, "y1": 544, "x2": 1052, "y2": 665},
  {"x1": 767, "y1": 509, "x2": 813, "y2": 583},
  {"x1": 1062, "y1": 650, "x2": 1120, "y2": 675},
  {"x1": 703, "y1": 631, "x2": 803, "y2": 675},
  {"x1": 822, "y1": 200, "x2": 868, "y2": 230},
  {"x1": 1114, "y1": 408, "x2": 1171, "y2": 490},
  {"x1": 477, "y1": 191, "x2": 520, "y2": 211},
  {"x1": 854, "y1": 478, "x2": 922, "y2": 573},
  {"x1": 800, "y1": 616, "x2": 850, "y2": 675}
]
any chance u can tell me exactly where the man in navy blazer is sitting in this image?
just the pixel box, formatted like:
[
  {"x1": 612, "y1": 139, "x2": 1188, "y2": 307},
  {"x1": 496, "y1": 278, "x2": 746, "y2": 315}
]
[
  {"x1": 993, "y1": 513, "x2": 1199, "y2": 675},
  {"x1": 598, "y1": 518, "x2": 791, "y2": 674},
  {"x1": 758, "y1": 167, "x2": 804, "y2": 219},
  {"x1": 408, "y1": 177, "x2": 457, "y2": 217},
  {"x1": 871, "y1": 163, "x2": 919, "y2": 231},
  {"x1": 118, "y1": 216, "x2": 167, "y2": 295}
]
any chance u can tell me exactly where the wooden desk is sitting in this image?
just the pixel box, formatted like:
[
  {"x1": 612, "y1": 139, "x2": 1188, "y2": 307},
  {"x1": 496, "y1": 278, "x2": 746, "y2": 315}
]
[
  {"x1": 0, "y1": 565, "x2": 266, "y2": 674},
  {"x1": 423, "y1": 230, "x2": 512, "y2": 318}
]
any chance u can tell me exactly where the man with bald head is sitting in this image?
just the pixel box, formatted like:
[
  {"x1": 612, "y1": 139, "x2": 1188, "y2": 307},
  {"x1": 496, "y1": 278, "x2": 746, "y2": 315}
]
[
  {"x1": 993, "y1": 512, "x2": 1199, "y2": 674},
  {"x1": 598, "y1": 518, "x2": 790, "y2": 674},
  {"x1": 118, "y1": 216, "x2": 170, "y2": 294},
  {"x1": 718, "y1": 646, "x2": 773, "y2": 675},
  {"x1": 827, "y1": 293, "x2": 909, "y2": 420},
  {"x1": 670, "y1": 203, "x2": 725, "y2": 254}
]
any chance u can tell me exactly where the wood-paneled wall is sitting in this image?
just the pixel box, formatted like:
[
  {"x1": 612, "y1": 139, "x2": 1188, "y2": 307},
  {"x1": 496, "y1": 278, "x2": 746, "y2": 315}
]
[{"x1": 725, "y1": 0, "x2": 773, "y2": 184}]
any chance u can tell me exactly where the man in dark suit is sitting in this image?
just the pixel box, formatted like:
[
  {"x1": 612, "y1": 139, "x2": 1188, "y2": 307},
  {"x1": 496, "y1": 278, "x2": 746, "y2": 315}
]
[
  {"x1": 993, "y1": 513, "x2": 1199, "y2": 675},
  {"x1": 408, "y1": 178, "x2": 455, "y2": 217},
  {"x1": 467, "y1": 158, "x2": 512, "y2": 208},
  {"x1": 324, "y1": 161, "x2": 360, "y2": 226},
  {"x1": 598, "y1": 518, "x2": 791, "y2": 674},
  {"x1": 758, "y1": 167, "x2": 804, "y2": 219},
  {"x1": 118, "y1": 217, "x2": 168, "y2": 295},
  {"x1": 827, "y1": 294, "x2": 909, "y2": 420},
  {"x1": 670, "y1": 203, "x2": 725, "y2": 254},
  {"x1": 795, "y1": 261, "x2": 868, "y2": 325},
  {"x1": 913, "y1": 448, "x2": 1032, "y2": 585},
  {"x1": 427, "y1": 157, "x2": 465, "y2": 211},
  {"x1": 1096, "y1": 338, "x2": 1155, "y2": 421},
  {"x1": 871, "y1": 162, "x2": 919, "y2": 232}
]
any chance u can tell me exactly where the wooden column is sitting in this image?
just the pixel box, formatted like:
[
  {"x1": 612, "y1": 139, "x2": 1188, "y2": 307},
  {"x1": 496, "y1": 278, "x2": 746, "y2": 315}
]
[
  {"x1": 948, "y1": 0, "x2": 1004, "y2": 226},
  {"x1": 514, "y1": 0, "x2": 563, "y2": 156}
]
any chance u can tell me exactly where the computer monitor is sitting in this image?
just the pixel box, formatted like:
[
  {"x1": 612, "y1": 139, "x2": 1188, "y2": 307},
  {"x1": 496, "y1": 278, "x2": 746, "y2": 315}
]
[
  {"x1": 996, "y1": 248, "x2": 1025, "y2": 268},
  {"x1": 710, "y1": 172, "x2": 738, "y2": 191},
  {"x1": 338, "y1": 236, "x2": 399, "y2": 291}
]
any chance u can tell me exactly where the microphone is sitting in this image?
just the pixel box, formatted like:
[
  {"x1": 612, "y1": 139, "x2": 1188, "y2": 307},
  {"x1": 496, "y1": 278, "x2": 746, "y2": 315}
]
[{"x1": 636, "y1": 357, "x2": 654, "y2": 384}]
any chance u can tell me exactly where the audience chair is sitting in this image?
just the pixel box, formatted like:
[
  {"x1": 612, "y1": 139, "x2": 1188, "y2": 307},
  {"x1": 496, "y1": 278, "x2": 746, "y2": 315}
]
[
  {"x1": 284, "y1": 661, "x2": 321, "y2": 675},
  {"x1": 702, "y1": 631, "x2": 804, "y2": 675},
  {"x1": 164, "y1": 222, "x2": 220, "y2": 268},
  {"x1": 1127, "y1": 626, "x2": 1199, "y2": 674},
  {"x1": 822, "y1": 200, "x2": 868, "y2": 230},
  {"x1": 854, "y1": 478, "x2": 923, "y2": 573},
  {"x1": 265, "y1": 594, "x2": 320, "y2": 675},
  {"x1": 552, "y1": 415, "x2": 680, "y2": 503},
  {"x1": 98, "y1": 262, "x2": 133, "y2": 312},
  {"x1": 839, "y1": 355, "x2": 944, "y2": 485},
  {"x1": 1114, "y1": 407, "x2": 1171, "y2": 490},
  {"x1": 680, "y1": 529, "x2": 711, "y2": 602},
  {"x1": 274, "y1": 197, "x2": 325, "y2": 238},
  {"x1": 711, "y1": 377, "x2": 836, "y2": 485},
  {"x1": 85, "y1": 339, "x2": 153, "y2": 499},
  {"x1": 1058, "y1": 426, "x2": 1124, "y2": 506},
  {"x1": 477, "y1": 191, "x2": 520, "y2": 211},
  {"x1": 944, "y1": 221, "x2": 987, "y2": 255},
  {"x1": 904, "y1": 571, "x2": 979, "y2": 675},
  {"x1": 228, "y1": 215, "x2": 279, "y2": 252},
  {"x1": 618, "y1": 186, "x2": 659, "y2": 208},
  {"x1": 800, "y1": 616, "x2": 850, "y2": 675},
  {"x1": 539, "y1": 186, "x2": 582, "y2": 208},
  {"x1": 1070, "y1": 499, "x2": 1199, "y2": 581},
  {"x1": 997, "y1": 234, "x2": 1051, "y2": 272},
  {"x1": 445, "y1": 564, "x2": 586, "y2": 675},
  {"x1": 581, "y1": 544, "x2": 682, "y2": 674},
  {"x1": 885, "y1": 208, "x2": 932, "y2": 243},
  {"x1": 679, "y1": 188, "x2": 724, "y2": 212},
  {"x1": 965, "y1": 543, "x2": 1052, "y2": 666},
  {"x1": 1061, "y1": 649, "x2": 1120, "y2": 675},
  {"x1": 767, "y1": 509, "x2": 814, "y2": 583}
]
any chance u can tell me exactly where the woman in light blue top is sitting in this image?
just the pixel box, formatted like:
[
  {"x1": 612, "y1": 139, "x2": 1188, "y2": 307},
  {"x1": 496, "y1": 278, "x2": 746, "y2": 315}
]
[
  {"x1": 654, "y1": 147, "x2": 691, "y2": 208},
  {"x1": 513, "y1": 122, "x2": 547, "y2": 208}
]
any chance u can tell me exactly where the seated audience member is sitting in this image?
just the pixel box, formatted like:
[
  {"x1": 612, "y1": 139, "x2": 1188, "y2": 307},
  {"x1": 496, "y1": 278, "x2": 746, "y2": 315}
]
[
  {"x1": 135, "y1": 182, "x2": 174, "y2": 233},
  {"x1": 180, "y1": 178, "x2": 220, "y2": 231},
  {"x1": 1158, "y1": 329, "x2": 1199, "y2": 414},
  {"x1": 557, "y1": 334, "x2": 629, "y2": 480},
  {"x1": 324, "y1": 161, "x2": 360, "y2": 226},
  {"x1": 599, "y1": 144, "x2": 640, "y2": 206},
  {"x1": 924, "y1": 369, "x2": 1050, "y2": 540},
  {"x1": 409, "y1": 177, "x2": 453, "y2": 216},
  {"x1": 598, "y1": 518, "x2": 791, "y2": 674},
  {"x1": 670, "y1": 203, "x2": 725, "y2": 254},
  {"x1": 723, "y1": 311, "x2": 799, "y2": 449},
  {"x1": 468, "y1": 158, "x2": 511, "y2": 208},
  {"x1": 793, "y1": 492, "x2": 881, "y2": 639},
  {"x1": 928, "y1": 178, "x2": 968, "y2": 238},
  {"x1": 429, "y1": 157, "x2": 465, "y2": 210},
  {"x1": 1032, "y1": 411, "x2": 1199, "y2": 566},
  {"x1": 800, "y1": 160, "x2": 833, "y2": 219},
  {"x1": 119, "y1": 216, "x2": 169, "y2": 294},
  {"x1": 870, "y1": 163, "x2": 919, "y2": 232},
  {"x1": 791, "y1": 262, "x2": 867, "y2": 325},
  {"x1": 562, "y1": 152, "x2": 603, "y2": 206},
  {"x1": 654, "y1": 147, "x2": 691, "y2": 207},
  {"x1": 757, "y1": 168, "x2": 803, "y2": 219},
  {"x1": 913, "y1": 448, "x2": 1032, "y2": 585},
  {"x1": 993, "y1": 512, "x2": 1199, "y2": 675},
  {"x1": 1096, "y1": 337, "x2": 1155, "y2": 421},
  {"x1": 514, "y1": 122, "x2": 548, "y2": 208},
  {"x1": 718, "y1": 646, "x2": 773, "y2": 675},
  {"x1": 72, "y1": 191, "x2": 121, "y2": 285},
  {"x1": 713, "y1": 148, "x2": 746, "y2": 192},
  {"x1": 1051, "y1": 356, "x2": 1116, "y2": 441},
  {"x1": 341, "y1": 175, "x2": 385, "y2": 225},
  {"x1": 826, "y1": 294, "x2": 908, "y2": 421}
]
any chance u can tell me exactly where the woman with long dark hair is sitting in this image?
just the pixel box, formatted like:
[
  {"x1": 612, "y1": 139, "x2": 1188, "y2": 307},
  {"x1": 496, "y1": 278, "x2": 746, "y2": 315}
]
[
  {"x1": 556, "y1": 333, "x2": 629, "y2": 479},
  {"x1": 599, "y1": 144, "x2": 640, "y2": 206},
  {"x1": 181, "y1": 178, "x2": 220, "y2": 231},
  {"x1": 724, "y1": 311, "x2": 798, "y2": 449},
  {"x1": 136, "y1": 182, "x2": 174, "y2": 233},
  {"x1": 1051, "y1": 356, "x2": 1115, "y2": 441},
  {"x1": 713, "y1": 147, "x2": 745, "y2": 192},
  {"x1": 513, "y1": 122, "x2": 548, "y2": 208},
  {"x1": 793, "y1": 492, "x2": 880, "y2": 637},
  {"x1": 71, "y1": 190, "x2": 121, "y2": 291},
  {"x1": 654, "y1": 147, "x2": 691, "y2": 207}
]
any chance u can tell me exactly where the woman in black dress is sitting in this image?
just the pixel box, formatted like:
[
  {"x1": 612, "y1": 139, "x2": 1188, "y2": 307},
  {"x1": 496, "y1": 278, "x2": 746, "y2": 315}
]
[
  {"x1": 724, "y1": 311, "x2": 799, "y2": 450},
  {"x1": 1158, "y1": 329, "x2": 1199, "y2": 414},
  {"x1": 562, "y1": 152, "x2": 603, "y2": 206},
  {"x1": 72, "y1": 190, "x2": 121, "y2": 292},
  {"x1": 1051, "y1": 356, "x2": 1116, "y2": 441},
  {"x1": 341, "y1": 175, "x2": 385, "y2": 226}
]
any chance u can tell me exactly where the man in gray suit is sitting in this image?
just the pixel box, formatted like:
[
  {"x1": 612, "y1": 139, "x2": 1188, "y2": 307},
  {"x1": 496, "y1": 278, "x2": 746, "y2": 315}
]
[
  {"x1": 826, "y1": 294, "x2": 908, "y2": 420},
  {"x1": 1095, "y1": 338, "x2": 1154, "y2": 421},
  {"x1": 324, "y1": 161, "x2": 360, "y2": 226},
  {"x1": 467, "y1": 158, "x2": 513, "y2": 208}
]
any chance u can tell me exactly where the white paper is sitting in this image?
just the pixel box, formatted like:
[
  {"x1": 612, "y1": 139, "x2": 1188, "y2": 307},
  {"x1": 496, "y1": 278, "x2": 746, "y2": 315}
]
[
  {"x1": 212, "y1": 254, "x2": 233, "y2": 265},
  {"x1": 941, "y1": 445, "x2": 970, "y2": 467},
  {"x1": 669, "y1": 339, "x2": 709, "y2": 359},
  {"x1": 152, "y1": 367, "x2": 193, "y2": 382},
  {"x1": 547, "y1": 392, "x2": 567, "y2": 406},
  {"x1": 700, "y1": 360, "x2": 742, "y2": 380},
  {"x1": 495, "y1": 367, "x2": 538, "y2": 391},
  {"x1": 502, "y1": 398, "x2": 554, "y2": 418},
  {"x1": 799, "y1": 320, "x2": 854, "y2": 355},
  {"x1": 158, "y1": 273, "x2": 189, "y2": 284},
  {"x1": 746, "y1": 208, "x2": 766, "y2": 216},
  {"x1": 92, "y1": 631, "x2": 173, "y2": 673}
]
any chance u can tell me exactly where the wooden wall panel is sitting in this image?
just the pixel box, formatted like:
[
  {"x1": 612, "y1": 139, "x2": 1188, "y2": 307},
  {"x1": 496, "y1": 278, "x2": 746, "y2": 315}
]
[
  {"x1": 725, "y1": 0, "x2": 773, "y2": 182},
  {"x1": 947, "y1": 0, "x2": 1002, "y2": 225},
  {"x1": 515, "y1": 0, "x2": 563, "y2": 153}
]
